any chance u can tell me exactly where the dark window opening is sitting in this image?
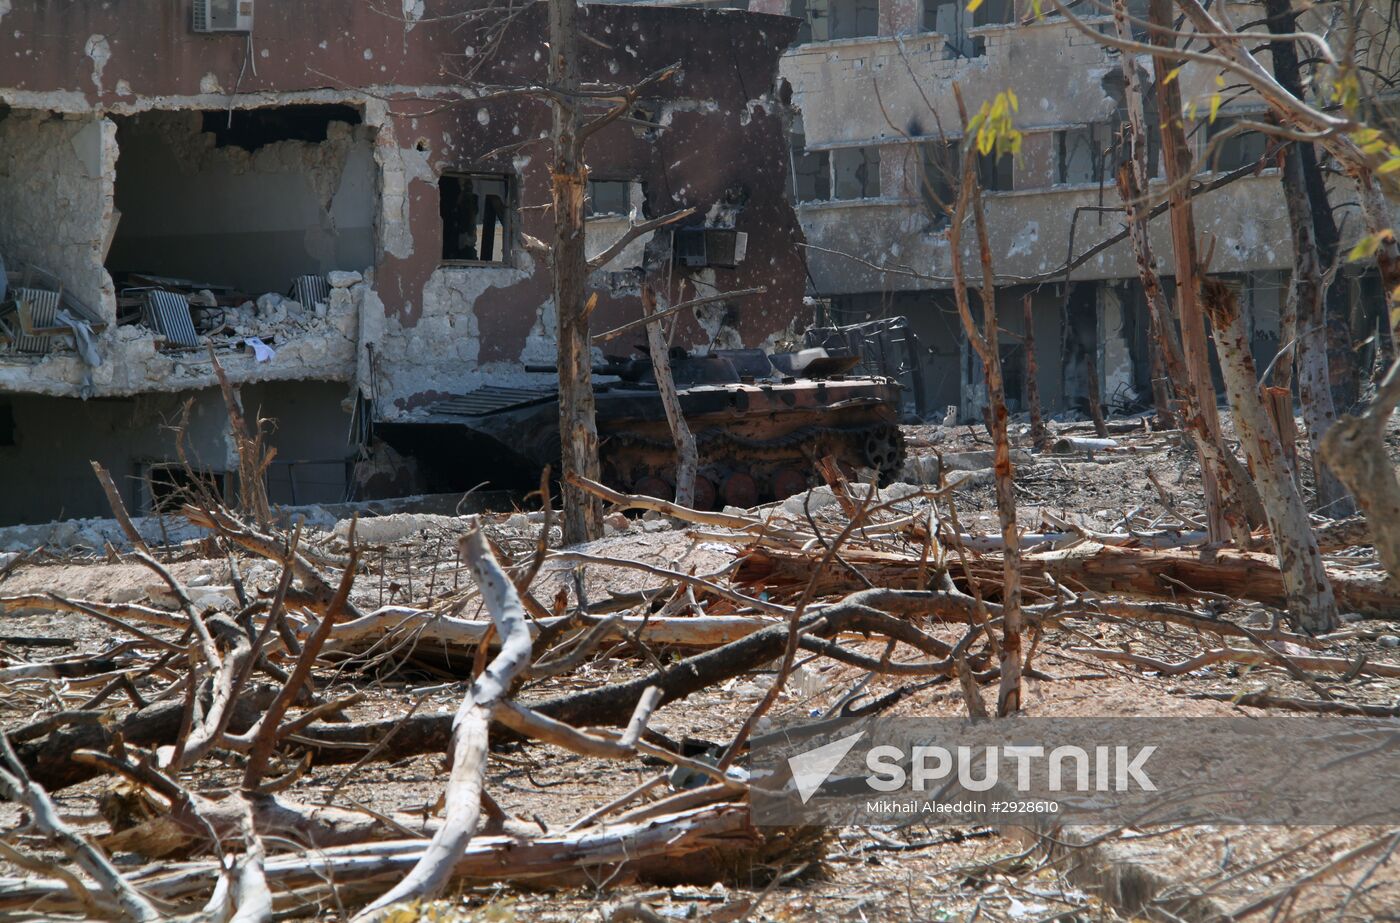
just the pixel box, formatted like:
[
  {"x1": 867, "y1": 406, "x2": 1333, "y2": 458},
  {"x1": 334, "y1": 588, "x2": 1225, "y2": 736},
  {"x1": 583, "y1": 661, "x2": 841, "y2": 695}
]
[
  {"x1": 587, "y1": 180, "x2": 637, "y2": 218},
  {"x1": 919, "y1": 141, "x2": 959, "y2": 228},
  {"x1": 1206, "y1": 116, "x2": 1270, "y2": 173},
  {"x1": 999, "y1": 341, "x2": 1026, "y2": 412},
  {"x1": 199, "y1": 105, "x2": 362, "y2": 152},
  {"x1": 977, "y1": 150, "x2": 1014, "y2": 192},
  {"x1": 791, "y1": 124, "x2": 831, "y2": 202},
  {"x1": 832, "y1": 146, "x2": 881, "y2": 199},
  {"x1": 923, "y1": 0, "x2": 1012, "y2": 57},
  {"x1": 440, "y1": 173, "x2": 511, "y2": 263},
  {"x1": 919, "y1": 140, "x2": 1011, "y2": 221},
  {"x1": 791, "y1": 0, "x2": 879, "y2": 43},
  {"x1": 1056, "y1": 124, "x2": 1110, "y2": 185},
  {"x1": 145, "y1": 464, "x2": 224, "y2": 515},
  {"x1": 0, "y1": 403, "x2": 15, "y2": 447}
]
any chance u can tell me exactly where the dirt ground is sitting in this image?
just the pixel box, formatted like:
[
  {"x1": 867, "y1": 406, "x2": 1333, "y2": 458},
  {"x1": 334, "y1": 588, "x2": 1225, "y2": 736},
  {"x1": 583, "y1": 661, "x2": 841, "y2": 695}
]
[{"x1": 2, "y1": 412, "x2": 1399, "y2": 921}]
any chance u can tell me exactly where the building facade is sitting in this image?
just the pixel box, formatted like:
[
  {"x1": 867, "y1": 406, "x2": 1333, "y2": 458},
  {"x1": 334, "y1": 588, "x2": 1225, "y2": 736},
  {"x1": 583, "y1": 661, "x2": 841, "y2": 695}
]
[
  {"x1": 738, "y1": 0, "x2": 1387, "y2": 419},
  {"x1": 0, "y1": 1, "x2": 808, "y2": 525}
]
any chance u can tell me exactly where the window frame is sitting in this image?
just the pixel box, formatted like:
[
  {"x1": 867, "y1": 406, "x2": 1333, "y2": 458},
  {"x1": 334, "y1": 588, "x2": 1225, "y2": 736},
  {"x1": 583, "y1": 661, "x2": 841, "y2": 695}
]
[
  {"x1": 831, "y1": 145, "x2": 882, "y2": 200},
  {"x1": 438, "y1": 170, "x2": 515, "y2": 267}
]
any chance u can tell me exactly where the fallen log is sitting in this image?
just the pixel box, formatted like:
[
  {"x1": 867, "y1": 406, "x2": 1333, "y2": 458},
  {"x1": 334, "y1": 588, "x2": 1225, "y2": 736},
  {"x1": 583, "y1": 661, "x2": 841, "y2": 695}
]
[
  {"x1": 326, "y1": 608, "x2": 781, "y2": 655},
  {"x1": 1033, "y1": 542, "x2": 1398, "y2": 617},
  {"x1": 10, "y1": 688, "x2": 277, "y2": 795},
  {"x1": 0, "y1": 804, "x2": 773, "y2": 916},
  {"x1": 734, "y1": 542, "x2": 1400, "y2": 617},
  {"x1": 96, "y1": 788, "x2": 441, "y2": 859}
]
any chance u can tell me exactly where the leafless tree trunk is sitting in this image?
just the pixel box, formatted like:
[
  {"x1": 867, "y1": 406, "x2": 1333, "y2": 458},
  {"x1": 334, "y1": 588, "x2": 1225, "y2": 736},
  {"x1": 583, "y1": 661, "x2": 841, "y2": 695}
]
[
  {"x1": 1113, "y1": 0, "x2": 1253, "y2": 548},
  {"x1": 1321, "y1": 360, "x2": 1400, "y2": 583},
  {"x1": 949, "y1": 86, "x2": 1021, "y2": 715},
  {"x1": 641, "y1": 285, "x2": 698, "y2": 508},
  {"x1": 1147, "y1": 327, "x2": 1175, "y2": 430},
  {"x1": 1146, "y1": 0, "x2": 1241, "y2": 544},
  {"x1": 1084, "y1": 347, "x2": 1109, "y2": 437},
  {"x1": 550, "y1": 0, "x2": 603, "y2": 545},
  {"x1": 1201, "y1": 279, "x2": 1338, "y2": 633},
  {"x1": 1022, "y1": 293, "x2": 1047, "y2": 451},
  {"x1": 1277, "y1": 140, "x2": 1353, "y2": 513}
]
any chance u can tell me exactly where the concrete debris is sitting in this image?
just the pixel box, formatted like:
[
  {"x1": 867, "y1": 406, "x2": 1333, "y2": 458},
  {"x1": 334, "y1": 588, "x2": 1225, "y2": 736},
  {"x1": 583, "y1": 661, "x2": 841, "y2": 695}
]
[
  {"x1": 328, "y1": 270, "x2": 363, "y2": 288},
  {"x1": 332, "y1": 512, "x2": 466, "y2": 544}
]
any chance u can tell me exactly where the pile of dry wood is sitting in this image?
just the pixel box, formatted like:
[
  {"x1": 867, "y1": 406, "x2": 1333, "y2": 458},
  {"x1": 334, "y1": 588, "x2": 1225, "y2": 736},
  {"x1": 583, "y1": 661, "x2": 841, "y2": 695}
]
[{"x1": 1, "y1": 457, "x2": 1399, "y2": 921}]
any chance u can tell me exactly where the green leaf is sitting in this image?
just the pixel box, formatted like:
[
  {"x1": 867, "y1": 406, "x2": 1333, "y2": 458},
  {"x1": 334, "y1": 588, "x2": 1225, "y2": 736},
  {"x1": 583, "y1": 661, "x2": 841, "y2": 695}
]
[
  {"x1": 1379, "y1": 158, "x2": 1400, "y2": 175},
  {"x1": 966, "y1": 0, "x2": 985, "y2": 11},
  {"x1": 1208, "y1": 91, "x2": 1222, "y2": 124},
  {"x1": 1163, "y1": 66, "x2": 1183, "y2": 85}
]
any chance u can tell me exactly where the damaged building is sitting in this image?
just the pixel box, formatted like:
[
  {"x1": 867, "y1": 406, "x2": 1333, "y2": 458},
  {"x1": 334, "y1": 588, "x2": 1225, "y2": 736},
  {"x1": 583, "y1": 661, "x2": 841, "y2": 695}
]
[
  {"x1": 0, "y1": 0, "x2": 809, "y2": 526},
  {"x1": 732, "y1": 0, "x2": 1394, "y2": 420}
]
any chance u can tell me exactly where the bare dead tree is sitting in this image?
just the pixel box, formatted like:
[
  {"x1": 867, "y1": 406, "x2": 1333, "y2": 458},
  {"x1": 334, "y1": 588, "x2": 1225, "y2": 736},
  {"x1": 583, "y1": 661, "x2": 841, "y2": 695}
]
[
  {"x1": 548, "y1": 0, "x2": 603, "y2": 546},
  {"x1": 1202, "y1": 278, "x2": 1338, "y2": 633},
  {"x1": 1111, "y1": 0, "x2": 1255, "y2": 549},
  {"x1": 947, "y1": 85, "x2": 1022, "y2": 715},
  {"x1": 641, "y1": 283, "x2": 698, "y2": 508},
  {"x1": 1145, "y1": 0, "x2": 1243, "y2": 544},
  {"x1": 1022, "y1": 292, "x2": 1047, "y2": 451}
]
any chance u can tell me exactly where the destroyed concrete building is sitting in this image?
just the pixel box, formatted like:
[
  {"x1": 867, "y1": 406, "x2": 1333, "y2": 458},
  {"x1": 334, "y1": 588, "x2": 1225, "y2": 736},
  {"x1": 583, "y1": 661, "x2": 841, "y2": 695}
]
[
  {"x1": 0, "y1": 0, "x2": 809, "y2": 526},
  {"x1": 731, "y1": 0, "x2": 1396, "y2": 420}
]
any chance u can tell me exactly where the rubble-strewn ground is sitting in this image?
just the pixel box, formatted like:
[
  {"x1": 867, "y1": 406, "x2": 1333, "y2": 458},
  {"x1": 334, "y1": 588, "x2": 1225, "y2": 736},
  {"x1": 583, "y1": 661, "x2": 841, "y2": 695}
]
[{"x1": 2, "y1": 412, "x2": 1399, "y2": 922}]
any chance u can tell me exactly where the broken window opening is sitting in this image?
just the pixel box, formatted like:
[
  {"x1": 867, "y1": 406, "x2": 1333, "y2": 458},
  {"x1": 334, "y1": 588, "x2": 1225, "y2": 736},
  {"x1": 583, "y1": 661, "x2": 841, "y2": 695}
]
[
  {"x1": 143, "y1": 463, "x2": 226, "y2": 515},
  {"x1": 832, "y1": 146, "x2": 881, "y2": 199},
  {"x1": 923, "y1": 0, "x2": 1012, "y2": 58},
  {"x1": 919, "y1": 141, "x2": 959, "y2": 229},
  {"x1": 791, "y1": 0, "x2": 879, "y2": 44},
  {"x1": 1055, "y1": 124, "x2": 1110, "y2": 186},
  {"x1": 107, "y1": 108, "x2": 375, "y2": 299},
  {"x1": 199, "y1": 105, "x2": 362, "y2": 153},
  {"x1": 586, "y1": 179, "x2": 642, "y2": 218},
  {"x1": 790, "y1": 122, "x2": 831, "y2": 202},
  {"x1": 977, "y1": 150, "x2": 1014, "y2": 192},
  {"x1": 1204, "y1": 115, "x2": 1270, "y2": 173},
  {"x1": 440, "y1": 172, "x2": 512, "y2": 264}
]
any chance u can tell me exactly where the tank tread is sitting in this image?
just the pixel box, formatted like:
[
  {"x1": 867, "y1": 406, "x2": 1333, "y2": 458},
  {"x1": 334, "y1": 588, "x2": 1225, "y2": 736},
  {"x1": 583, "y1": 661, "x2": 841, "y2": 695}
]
[{"x1": 603, "y1": 422, "x2": 906, "y2": 506}]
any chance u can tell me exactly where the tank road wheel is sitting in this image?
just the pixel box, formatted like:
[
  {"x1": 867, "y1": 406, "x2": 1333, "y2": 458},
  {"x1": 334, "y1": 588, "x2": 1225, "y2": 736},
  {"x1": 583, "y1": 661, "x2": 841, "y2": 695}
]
[
  {"x1": 692, "y1": 475, "x2": 718, "y2": 511},
  {"x1": 635, "y1": 475, "x2": 673, "y2": 502},
  {"x1": 862, "y1": 425, "x2": 906, "y2": 486},
  {"x1": 772, "y1": 467, "x2": 810, "y2": 501},
  {"x1": 721, "y1": 471, "x2": 759, "y2": 510}
]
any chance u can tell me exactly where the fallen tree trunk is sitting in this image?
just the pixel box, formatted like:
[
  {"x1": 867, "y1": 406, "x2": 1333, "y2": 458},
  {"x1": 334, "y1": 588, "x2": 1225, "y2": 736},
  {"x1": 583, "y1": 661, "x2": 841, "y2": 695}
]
[
  {"x1": 98, "y1": 790, "x2": 442, "y2": 860},
  {"x1": 10, "y1": 688, "x2": 277, "y2": 795},
  {"x1": 324, "y1": 607, "x2": 781, "y2": 655},
  {"x1": 1037, "y1": 543, "x2": 1392, "y2": 616},
  {"x1": 733, "y1": 543, "x2": 1400, "y2": 617},
  {"x1": 0, "y1": 804, "x2": 765, "y2": 916}
]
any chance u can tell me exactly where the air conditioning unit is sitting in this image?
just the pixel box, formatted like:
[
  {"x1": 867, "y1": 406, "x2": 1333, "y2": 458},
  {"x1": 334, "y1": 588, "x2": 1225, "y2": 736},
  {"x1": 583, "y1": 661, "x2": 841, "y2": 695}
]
[{"x1": 193, "y1": 0, "x2": 254, "y2": 33}]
